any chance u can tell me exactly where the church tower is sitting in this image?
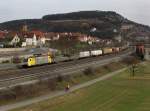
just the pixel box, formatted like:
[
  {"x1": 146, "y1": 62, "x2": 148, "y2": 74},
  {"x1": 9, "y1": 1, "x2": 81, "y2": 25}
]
[{"x1": 22, "y1": 25, "x2": 28, "y2": 32}]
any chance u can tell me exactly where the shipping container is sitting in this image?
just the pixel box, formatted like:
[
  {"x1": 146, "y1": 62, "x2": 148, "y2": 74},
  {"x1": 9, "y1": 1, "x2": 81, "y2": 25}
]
[
  {"x1": 91, "y1": 50, "x2": 103, "y2": 56},
  {"x1": 79, "y1": 51, "x2": 90, "y2": 58},
  {"x1": 103, "y1": 48, "x2": 113, "y2": 54}
]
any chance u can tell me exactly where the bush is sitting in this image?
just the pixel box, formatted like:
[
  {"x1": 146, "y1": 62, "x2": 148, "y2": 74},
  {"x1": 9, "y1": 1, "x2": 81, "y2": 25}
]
[
  {"x1": 103, "y1": 65, "x2": 111, "y2": 72},
  {"x1": 57, "y1": 75, "x2": 63, "y2": 82},
  {"x1": 47, "y1": 79, "x2": 57, "y2": 91},
  {"x1": 83, "y1": 67, "x2": 95, "y2": 76},
  {"x1": 2, "y1": 60, "x2": 10, "y2": 63},
  {"x1": 13, "y1": 85, "x2": 24, "y2": 97},
  {"x1": 0, "y1": 90, "x2": 16, "y2": 100},
  {"x1": 12, "y1": 57, "x2": 22, "y2": 63},
  {"x1": 122, "y1": 56, "x2": 140, "y2": 65}
]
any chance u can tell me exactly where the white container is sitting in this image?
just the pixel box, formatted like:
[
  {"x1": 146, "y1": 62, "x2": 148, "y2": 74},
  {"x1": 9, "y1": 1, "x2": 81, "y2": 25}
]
[
  {"x1": 91, "y1": 50, "x2": 103, "y2": 56},
  {"x1": 79, "y1": 51, "x2": 90, "y2": 58}
]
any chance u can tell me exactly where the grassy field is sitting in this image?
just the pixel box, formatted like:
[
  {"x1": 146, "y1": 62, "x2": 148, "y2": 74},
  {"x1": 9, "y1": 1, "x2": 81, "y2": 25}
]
[
  {"x1": 56, "y1": 62, "x2": 125, "y2": 90},
  {"x1": 11, "y1": 61, "x2": 150, "y2": 111},
  {"x1": 0, "y1": 62, "x2": 125, "y2": 106}
]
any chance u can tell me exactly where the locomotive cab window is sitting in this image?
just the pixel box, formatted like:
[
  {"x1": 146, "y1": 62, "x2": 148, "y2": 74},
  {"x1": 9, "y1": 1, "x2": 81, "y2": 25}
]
[{"x1": 23, "y1": 59, "x2": 28, "y2": 62}]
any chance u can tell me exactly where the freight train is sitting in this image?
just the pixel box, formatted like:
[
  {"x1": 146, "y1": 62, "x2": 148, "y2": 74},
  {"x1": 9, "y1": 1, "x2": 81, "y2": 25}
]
[{"x1": 17, "y1": 46, "x2": 127, "y2": 67}]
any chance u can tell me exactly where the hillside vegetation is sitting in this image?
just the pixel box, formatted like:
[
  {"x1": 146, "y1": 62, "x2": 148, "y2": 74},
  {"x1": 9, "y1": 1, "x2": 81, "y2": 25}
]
[{"x1": 0, "y1": 11, "x2": 150, "y2": 39}]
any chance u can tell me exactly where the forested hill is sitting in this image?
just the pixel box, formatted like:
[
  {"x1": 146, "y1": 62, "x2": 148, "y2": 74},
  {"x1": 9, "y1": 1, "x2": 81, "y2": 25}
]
[
  {"x1": 42, "y1": 11, "x2": 124, "y2": 21},
  {"x1": 0, "y1": 11, "x2": 150, "y2": 39}
]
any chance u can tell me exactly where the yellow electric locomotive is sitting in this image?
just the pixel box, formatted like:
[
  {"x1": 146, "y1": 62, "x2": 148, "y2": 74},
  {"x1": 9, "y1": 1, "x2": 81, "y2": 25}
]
[{"x1": 19, "y1": 54, "x2": 52, "y2": 67}]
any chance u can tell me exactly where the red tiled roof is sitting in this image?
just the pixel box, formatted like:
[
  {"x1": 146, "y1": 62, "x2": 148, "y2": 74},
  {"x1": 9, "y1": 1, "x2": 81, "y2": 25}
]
[
  {"x1": 0, "y1": 31, "x2": 9, "y2": 38},
  {"x1": 0, "y1": 33, "x2": 5, "y2": 38},
  {"x1": 31, "y1": 31, "x2": 44, "y2": 37}
]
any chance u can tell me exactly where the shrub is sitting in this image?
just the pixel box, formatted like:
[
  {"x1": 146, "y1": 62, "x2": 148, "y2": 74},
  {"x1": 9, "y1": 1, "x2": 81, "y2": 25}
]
[
  {"x1": 13, "y1": 85, "x2": 24, "y2": 97},
  {"x1": 83, "y1": 67, "x2": 95, "y2": 76},
  {"x1": 47, "y1": 79, "x2": 57, "y2": 91},
  {"x1": 57, "y1": 75, "x2": 63, "y2": 82},
  {"x1": 2, "y1": 60, "x2": 10, "y2": 63},
  {"x1": 122, "y1": 56, "x2": 140, "y2": 65}
]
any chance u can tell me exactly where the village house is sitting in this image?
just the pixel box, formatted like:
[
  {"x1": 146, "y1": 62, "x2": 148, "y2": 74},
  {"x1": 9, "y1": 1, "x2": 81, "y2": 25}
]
[
  {"x1": 23, "y1": 34, "x2": 36, "y2": 46},
  {"x1": 0, "y1": 25, "x2": 108, "y2": 47},
  {"x1": 9, "y1": 34, "x2": 20, "y2": 46},
  {"x1": 22, "y1": 34, "x2": 38, "y2": 47},
  {"x1": 44, "y1": 32, "x2": 101, "y2": 44},
  {"x1": 90, "y1": 27, "x2": 97, "y2": 32},
  {"x1": 135, "y1": 36, "x2": 149, "y2": 42},
  {"x1": 31, "y1": 31, "x2": 46, "y2": 45},
  {"x1": 22, "y1": 31, "x2": 47, "y2": 47},
  {"x1": 78, "y1": 35, "x2": 100, "y2": 43},
  {"x1": 0, "y1": 31, "x2": 6, "y2": 39},
  {"x1": 114, "y1": 35, "x2": 122, "y2": 42},
  {"x1": 121, "y1": 24, "x2": 133, "y2": 31},
  {"x1": 63, "y1": 32, "x2": 100, "y2": 43},
  {"x1": 44, "y1": 32, "x2": 60, "y2": 41},
  {"x1": 0, "y1": 31, "x2": 6, "y2": 47}
]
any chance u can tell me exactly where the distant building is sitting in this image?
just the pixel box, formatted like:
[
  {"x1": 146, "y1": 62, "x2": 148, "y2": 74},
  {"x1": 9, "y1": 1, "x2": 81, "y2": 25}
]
[
  {"x1": 32, "y1": 34, "x2": 37, "y2": 46},
  {"x1": 114, "y1": 35, "x2": 122, "y2": 42},
  {"x1": 21, "y1": 42, "x2": 27, "y2": 47},
  {"x1": 113, "y1": 29, "x2": 118, "y2": 33},
  {"x1": 0, "y1": 42, "x2": 4, "y2": 48},
  {"x1": 90, "y1": 27, "x2": 97, "y2": 32},
  {"x1": 9, "y1": 34, "x2": 20, "y2": 46},
  {"x1": 0, "y1": 31, "x2": 7, "y2": 39},
  {"x1": 23, "y1": 34, "x2": 37, "y2": 46},
  {"x1": 24, "y1": 35, "x2": 33, "y2": 46},
  {"x1": 45, "y1": 32, "x2": 59, "y2": 41},
  {"x1": 22, "y1": 25, "x2": 28, "y2": 32},
  {"x1": 121, "y1": 24, "x2": 133, "y2": 31},
  {"x1": 135, "y1": 36, "x2": 149, "y2": 42},
  {"x1": 23, "y1": 33, "x2": 46, "y2": 47},
  {"x1": 78, "y1": 35, "x2": 89, "y2": 42}
]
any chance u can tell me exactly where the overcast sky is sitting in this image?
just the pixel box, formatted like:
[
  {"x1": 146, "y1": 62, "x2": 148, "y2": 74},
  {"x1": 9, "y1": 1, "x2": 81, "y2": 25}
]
[{"x1": 0, "y1": 0, "x2": 150, "y2": 26}]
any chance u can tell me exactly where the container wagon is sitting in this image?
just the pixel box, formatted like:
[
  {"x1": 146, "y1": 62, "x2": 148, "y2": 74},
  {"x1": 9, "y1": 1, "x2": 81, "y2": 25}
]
[
  {"x1": 79, "y1": 51, "x2": 90, "y2": 58},
  {"x1": 91, "y1": 50, "x2": 103, "y2": 56},
  {"x1": 103, "y1": 48, "x2": 113, "y2": 55},
  {"x1": 112, "y1": 47, "x2": 120, "y2": 53}
]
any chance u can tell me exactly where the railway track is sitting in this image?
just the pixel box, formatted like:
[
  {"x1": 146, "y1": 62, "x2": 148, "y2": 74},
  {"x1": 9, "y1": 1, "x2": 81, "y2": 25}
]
[
  {"x1": 0, "y1": 54, "x2": 127, "y2": 79},
  {"x1": 0, "y1": 49, "x2": 134, "y2": 90}
]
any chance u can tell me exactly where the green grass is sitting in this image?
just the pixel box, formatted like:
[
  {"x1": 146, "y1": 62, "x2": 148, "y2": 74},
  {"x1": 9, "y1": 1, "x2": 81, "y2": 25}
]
[
  {"x1": 11, "y1": 61, "x2": 150, "y2": 111},
  {"x1": 56, "y1": 62, "x2": 125, "y2": 90},
  {"x1": 0, "y1": 62, "x2": 125, "y2": 106}
]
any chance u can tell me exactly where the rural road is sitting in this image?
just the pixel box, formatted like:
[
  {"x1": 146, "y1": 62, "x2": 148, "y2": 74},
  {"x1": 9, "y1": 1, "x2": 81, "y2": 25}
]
[{"x1": 0, "y1": 67, "x2": 128, "y2": 111}]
